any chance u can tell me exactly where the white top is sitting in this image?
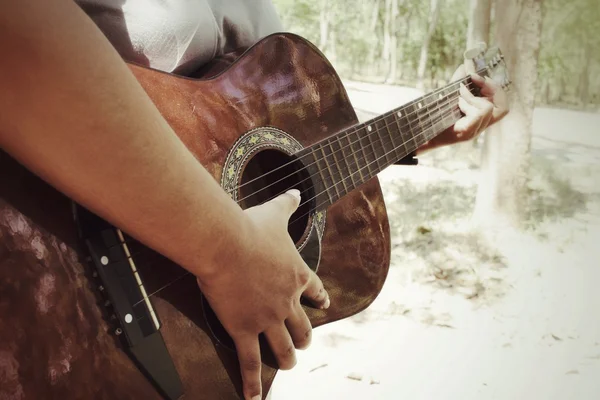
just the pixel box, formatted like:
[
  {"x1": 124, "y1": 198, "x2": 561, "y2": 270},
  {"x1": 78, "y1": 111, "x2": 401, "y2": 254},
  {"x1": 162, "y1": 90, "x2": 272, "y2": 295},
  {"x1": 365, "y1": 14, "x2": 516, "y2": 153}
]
[{"x1": 76, "y1": 0, "x2": 284, "y2": 75}]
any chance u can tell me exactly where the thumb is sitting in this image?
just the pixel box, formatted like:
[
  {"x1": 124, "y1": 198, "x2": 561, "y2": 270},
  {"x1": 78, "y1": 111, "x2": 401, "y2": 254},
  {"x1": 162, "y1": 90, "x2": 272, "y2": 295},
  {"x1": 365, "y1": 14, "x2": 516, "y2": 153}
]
[
  {"x1": 271, "y1": 189, "x2": 301, "y2": 218},
  {"x1": 463, "y1": 58, "x2": 476, "y2": 75}
]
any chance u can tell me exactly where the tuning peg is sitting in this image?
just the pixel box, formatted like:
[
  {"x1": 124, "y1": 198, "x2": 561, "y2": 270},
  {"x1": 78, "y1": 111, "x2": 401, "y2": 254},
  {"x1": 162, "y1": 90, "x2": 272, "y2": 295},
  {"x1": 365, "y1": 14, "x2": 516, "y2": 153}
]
[{"x1": 501, "y1": 77, "x2": 512, "y2": 90}]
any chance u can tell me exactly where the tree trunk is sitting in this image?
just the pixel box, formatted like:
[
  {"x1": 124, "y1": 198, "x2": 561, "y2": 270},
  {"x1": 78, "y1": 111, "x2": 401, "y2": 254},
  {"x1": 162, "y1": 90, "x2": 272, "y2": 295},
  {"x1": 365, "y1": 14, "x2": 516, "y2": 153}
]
[
  {"x1": 318, "y1": 0, "x2": 329, "y2": 51},
  {"x1": 579, "y1": 45, "x2": 591, "y2": 107},
  {"x1": 367, "y1": 0, "x2": 382, "y2": 75},
  {"x1": 398, "y1": 10, "x2": 412, "y2": 80},
  {"x1": 383, "y1": 0, "x2": 392, "y2": 62},
  {"x1": 467, "y1": 0, "x2": 492, "y2": 49},
  {"x1": 417, "y1": 0, "x2": 442, "y2": 89},
  {"x1": 329, "y1": 29, "x2": 337, "y2": 64},
  {"x1": 467, "y1": 0, "x2": 492, "y2": 148},
  {"x1": 386, "y1": 0, "x2": 399, "y2": 83},
  {"x1": 473, "y1": 0, "x2": 544, "y2": 229}
]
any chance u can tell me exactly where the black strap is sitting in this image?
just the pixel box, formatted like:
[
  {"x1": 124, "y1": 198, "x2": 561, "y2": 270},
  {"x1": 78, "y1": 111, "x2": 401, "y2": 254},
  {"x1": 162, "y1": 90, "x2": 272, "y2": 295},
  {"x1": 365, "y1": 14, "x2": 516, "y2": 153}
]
[{"x1": 395, "y1": 151, "x2": 418, "y2": 166}]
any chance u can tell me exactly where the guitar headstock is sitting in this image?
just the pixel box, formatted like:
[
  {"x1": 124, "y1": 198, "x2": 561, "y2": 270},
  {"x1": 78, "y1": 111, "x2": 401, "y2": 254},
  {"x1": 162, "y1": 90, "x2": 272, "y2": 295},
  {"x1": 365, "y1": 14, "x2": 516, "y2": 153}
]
[{"x1": 465, "y1": 42, "x2": 512, "y2": 91}]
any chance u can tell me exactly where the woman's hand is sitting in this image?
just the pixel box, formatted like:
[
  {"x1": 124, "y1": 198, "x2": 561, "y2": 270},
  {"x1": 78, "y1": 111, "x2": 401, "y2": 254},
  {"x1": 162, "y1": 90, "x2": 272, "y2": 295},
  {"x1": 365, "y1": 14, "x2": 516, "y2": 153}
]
[
  {"x1": 197, "y1": 189, "x2": 329, "y2": 400},
  {"x1": 418, "y1": 63, "x2": 509, "y2": 153}
]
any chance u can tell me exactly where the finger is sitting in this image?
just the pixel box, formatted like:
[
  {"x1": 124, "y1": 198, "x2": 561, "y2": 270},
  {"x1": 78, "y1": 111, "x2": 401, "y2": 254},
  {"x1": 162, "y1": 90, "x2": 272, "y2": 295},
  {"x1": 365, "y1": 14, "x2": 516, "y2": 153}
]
[
  {"x1": 455, "y1": 98, "x2": 484, "y2": 139},
  {"x1": 285, "y1": 303, "x2": 313, "y2": 350},
  {"x1": 270, "y1": 189, "x2": 301, "y2": 219},
  {"x1": 459, "y1": 83, "x2": 478, "y2": 107},
  {"x1": 461, "y1": 83, "x2": 495, "y2": 120},
  {"x1": 301, "y1": 268, "x2": 330, "y2": 310},
  {"x1": 470, "y1": 73, "x2": 485, "y2": 86},
  {"x1": 453, "y1": 116, "x2": 481, "y2": 140},
  {"x1": 477, "y1": 76, "x2": 499, "y2": 97},
  {"x1": 264, "y1": 324, "x2": 297, "y2": 370},
  {"x1": 458, "y1": 86, "x2": 480, "y2": 112},
  {"x1": 234, "y1": 335, "x2": 263, "y2": 400}
]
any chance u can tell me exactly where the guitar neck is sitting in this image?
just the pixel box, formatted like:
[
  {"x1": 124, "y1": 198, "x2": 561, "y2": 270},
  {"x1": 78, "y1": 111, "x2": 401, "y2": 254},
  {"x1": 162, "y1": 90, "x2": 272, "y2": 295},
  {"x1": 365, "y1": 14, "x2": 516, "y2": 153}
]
[{"x1": 300, "y1": 69, "x2": 488, "y2": 210}]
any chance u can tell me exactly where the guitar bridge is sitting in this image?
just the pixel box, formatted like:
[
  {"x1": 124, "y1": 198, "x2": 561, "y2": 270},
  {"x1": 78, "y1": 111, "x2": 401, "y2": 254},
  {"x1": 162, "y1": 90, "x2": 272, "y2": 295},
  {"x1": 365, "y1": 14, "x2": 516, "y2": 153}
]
[{"x1": 74, "y1": 205, "x2": 184, "y2": 400}]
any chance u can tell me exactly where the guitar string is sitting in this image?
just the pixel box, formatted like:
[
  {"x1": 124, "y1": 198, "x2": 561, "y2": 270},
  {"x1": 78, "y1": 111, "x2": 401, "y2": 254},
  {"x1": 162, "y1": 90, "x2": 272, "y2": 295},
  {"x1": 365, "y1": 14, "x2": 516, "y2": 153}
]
[
  {"x1": 227, "y1": 76, "x2": 480, "y2": 197},
  {"x1": 108, "y1": 89, "x2": 465, "y2": 260},
  {"x1": 110, "y1": 94, "x2": 462, "y2": 281},
  {"x1": 234, "y1": 83, "x2": 473, "y2": 206},
  {"x1": 132, "y1": 100, "x2": 463, "y2": 302},
  {"x1": 288, "y1": 106, "x2": 462, "y2": 228},
  {"x1": 226, "y1": 69, "x2": 487, "y2": 195},
  {"x1": 125, "y1": 72, "x2": 496, "y2": 303},
  {"x1": 256, "y1": 96, "x2": 462, "y2": 212},
  {"x1": 227, "y1": 68, "x2": 488, "y2": 195}
]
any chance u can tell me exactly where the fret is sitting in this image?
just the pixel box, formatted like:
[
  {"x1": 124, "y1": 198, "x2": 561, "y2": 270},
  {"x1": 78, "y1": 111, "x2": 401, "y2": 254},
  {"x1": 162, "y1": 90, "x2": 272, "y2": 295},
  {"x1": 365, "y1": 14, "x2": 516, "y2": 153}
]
[
  {"x1": 339, "y1": 131, "x2": 360, "y2": 188},
  {"x1": 310, "y1": 148, "x2": 333, "y2": 204},
  {"x1": 447, "y1": 82, "x2": 460, "y2": 98},
  {"x1": 382, "y1": 113, "x2": 401, "y2": 161},
  {"x1": 403, "y1": 102, "x2": 421, "y2": 151},
  {"x1": 318, "y1": 144, "x2": 341, "y2": 201},
  {"x1": 365, "y1": 123, "x2": 384, "y2": 172},
  {"x1": 347, "y1": 129, "x2": 366, "y2": 184},
  {"x1": 329, "y1": 137, "x2": 350, "y2": 194},
  {"x1": 436, "y1": 90, "x2": 456, "y2": 133},
  {"x1": 357, "y1": 126, "x2": 377, "y2": 177},
  {"x1": 393, "y1": 110, "x2": 411, "y2": 157},
  {"x1": 374, "y1": 118, "x2": 393, "y2": 165},
  {"x1": 415, "y1": 100, "x2": 435, "y2": 148}
]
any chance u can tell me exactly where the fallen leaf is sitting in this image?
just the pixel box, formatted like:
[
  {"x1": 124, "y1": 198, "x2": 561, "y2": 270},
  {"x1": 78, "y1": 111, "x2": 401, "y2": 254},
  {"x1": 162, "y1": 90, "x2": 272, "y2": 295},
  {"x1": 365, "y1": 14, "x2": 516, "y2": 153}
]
[
  {"x1": 346, "y1": 372, "x2": 363, "y2": 381},
  {"x1": 417, "y1": 226, "x2": 432, "y2": 235},
  {"x1": 565, "y1": 370, "x2": 579, "y2": 375},
  {"x1": 309, "y1": 364, "x2": 328, "y2": 373}
]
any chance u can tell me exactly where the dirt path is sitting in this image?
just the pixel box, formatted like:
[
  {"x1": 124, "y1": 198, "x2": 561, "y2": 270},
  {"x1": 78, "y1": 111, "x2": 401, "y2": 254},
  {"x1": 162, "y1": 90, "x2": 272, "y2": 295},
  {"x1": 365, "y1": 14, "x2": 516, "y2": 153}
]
[{"x1": 270, "y1": 82, "x2": 600, "y2": 399}]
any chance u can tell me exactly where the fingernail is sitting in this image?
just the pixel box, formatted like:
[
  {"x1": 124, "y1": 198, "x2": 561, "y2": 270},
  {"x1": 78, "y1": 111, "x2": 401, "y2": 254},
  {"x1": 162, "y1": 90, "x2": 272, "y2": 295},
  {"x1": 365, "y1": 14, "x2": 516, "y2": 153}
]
[
  {"x1": 287, "y1": 189, "x2": 301, "y2": 200},
  {"x1": 251, "y1": 396, "x2": 261, "y2": 400},
  {"x1": 322, "y1": 297, "x2": 330, "y2": 309}
]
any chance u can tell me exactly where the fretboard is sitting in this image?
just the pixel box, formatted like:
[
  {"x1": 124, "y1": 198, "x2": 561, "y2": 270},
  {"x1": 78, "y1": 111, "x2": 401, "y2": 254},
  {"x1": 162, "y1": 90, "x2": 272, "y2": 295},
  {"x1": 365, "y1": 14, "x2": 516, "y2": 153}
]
[{"x1": 300, "y1": 70, "x2": 487, "y2": 211}]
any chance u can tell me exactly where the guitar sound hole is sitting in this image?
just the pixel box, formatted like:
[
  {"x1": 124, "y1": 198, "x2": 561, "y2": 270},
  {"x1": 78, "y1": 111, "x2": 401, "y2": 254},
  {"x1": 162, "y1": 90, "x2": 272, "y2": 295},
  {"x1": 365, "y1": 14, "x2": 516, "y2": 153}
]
[{"x1": 239, "y1": 149, "x2": 315, "y2": 245}]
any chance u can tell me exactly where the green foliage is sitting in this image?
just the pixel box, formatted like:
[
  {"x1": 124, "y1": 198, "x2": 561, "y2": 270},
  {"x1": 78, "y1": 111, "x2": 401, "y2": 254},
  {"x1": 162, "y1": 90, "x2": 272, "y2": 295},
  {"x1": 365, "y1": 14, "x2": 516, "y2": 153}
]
[
  {"x1": 272, "y1": 0, "x2": 598, "y2": 107},
  {"x1": 538, "y1": 0, "x2": 600, "y2": 107}
]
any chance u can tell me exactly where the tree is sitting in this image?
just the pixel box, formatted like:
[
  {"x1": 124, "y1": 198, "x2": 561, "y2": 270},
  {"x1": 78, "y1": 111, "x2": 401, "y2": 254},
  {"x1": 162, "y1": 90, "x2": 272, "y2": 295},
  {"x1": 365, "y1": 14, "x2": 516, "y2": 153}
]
[
  {"x1": 417, "y1": 0, "x2": 443, "y2": 88},
  {"x1": 466, "y1": 0, "x2": 492, "y2": 147},
  {"x1": 384, "y1": 0, "x2": 400, "y2": 82},
  {"x1": 473, "y1": 0, "x2": 544, "y2": 228},
  {"x1": 318, "y1": 0, "x2": 329, "y2": 51},
  {"x1": 466, "y1": 0, "x2": 491, "y2": 50}
]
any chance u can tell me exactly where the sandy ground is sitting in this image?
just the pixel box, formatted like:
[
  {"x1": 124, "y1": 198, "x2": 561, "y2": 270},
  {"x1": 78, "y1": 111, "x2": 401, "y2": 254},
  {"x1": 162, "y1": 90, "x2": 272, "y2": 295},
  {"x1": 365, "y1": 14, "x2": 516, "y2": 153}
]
[{"x1": 269, "y1": 82, "x2": 600, "y2": 399}]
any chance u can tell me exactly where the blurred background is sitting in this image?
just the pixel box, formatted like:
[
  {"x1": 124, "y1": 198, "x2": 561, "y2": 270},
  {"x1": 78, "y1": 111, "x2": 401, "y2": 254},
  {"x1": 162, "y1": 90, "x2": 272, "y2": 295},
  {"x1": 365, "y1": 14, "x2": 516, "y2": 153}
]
[{"x1": 268, "y1": 0, "x2": 600, "y2": 399}]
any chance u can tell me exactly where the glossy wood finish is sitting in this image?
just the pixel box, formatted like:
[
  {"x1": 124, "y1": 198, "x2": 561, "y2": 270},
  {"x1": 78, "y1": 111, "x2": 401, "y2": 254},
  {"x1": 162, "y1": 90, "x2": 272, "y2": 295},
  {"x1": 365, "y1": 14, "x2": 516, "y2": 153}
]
[{"x1": 0, "y1": 33, "x2": 390, "y2": 399}]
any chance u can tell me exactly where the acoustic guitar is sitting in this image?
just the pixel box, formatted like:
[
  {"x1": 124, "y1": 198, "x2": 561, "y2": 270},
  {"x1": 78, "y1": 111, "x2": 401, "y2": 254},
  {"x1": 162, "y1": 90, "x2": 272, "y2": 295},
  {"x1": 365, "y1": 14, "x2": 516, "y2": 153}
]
[{"x1": 0, "y1": 33, "x2": 509, "y2": 399}]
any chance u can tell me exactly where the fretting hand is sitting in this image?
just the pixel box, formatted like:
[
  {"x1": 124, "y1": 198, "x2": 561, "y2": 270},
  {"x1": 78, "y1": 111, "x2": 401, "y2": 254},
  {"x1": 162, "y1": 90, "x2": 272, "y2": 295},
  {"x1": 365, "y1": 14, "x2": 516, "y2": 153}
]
[{"x1": 418, "y1": 62, "x2": 509, "y2": 153}]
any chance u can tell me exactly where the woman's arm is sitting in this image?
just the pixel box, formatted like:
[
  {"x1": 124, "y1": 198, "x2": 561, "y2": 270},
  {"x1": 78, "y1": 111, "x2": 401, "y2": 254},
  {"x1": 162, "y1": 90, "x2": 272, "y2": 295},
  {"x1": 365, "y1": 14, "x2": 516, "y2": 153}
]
[
  {"x1": 0, "y1": 1, "x2": 328, "y2": 399},
  {"x1": 417, "y1": 64, "x2": 509, "y2": 154}
]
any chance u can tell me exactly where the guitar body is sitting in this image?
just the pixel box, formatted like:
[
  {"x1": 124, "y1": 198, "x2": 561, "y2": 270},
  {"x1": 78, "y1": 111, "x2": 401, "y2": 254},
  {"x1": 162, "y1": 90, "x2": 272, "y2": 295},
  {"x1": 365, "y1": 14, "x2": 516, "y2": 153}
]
[{"x1": 0, "y1": 33, "x2": 390, "y2": 399}]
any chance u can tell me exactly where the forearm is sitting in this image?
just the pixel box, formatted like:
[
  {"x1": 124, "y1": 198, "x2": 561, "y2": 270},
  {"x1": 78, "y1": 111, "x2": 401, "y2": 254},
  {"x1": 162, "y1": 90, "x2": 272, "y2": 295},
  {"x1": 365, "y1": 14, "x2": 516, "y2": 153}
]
[
  {"x1": 415, "y1": 127, "x2": 455, "y2": 154},
  {"x1": 0, "y1": 0, "x2": 246, "y2": 277}
]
